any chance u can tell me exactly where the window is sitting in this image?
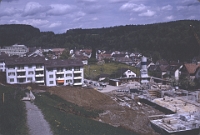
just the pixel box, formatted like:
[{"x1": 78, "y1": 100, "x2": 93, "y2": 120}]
[
  {"x1": 8, "y1": 66, "x2": 15, "y2": 69},
  {"x1": 50, "y1": 81, "x2": 54, "y2": 84},
  {"x1": 48, "y1": 68, "x2": 53, "y2": 72},
  {"x1": 10, "y1": 78, "x2": 14, "y2": 82},
  {"x1": 36, "y1": 65, "x2": 43, "y2": 69},
  {"x1": 74, "y1": 67, "x2": 80, "y2": 71},
  {"x1": 66, "y1": 80, "x2": 72, "y2": 83},
  {"x1": 18, "y1": 66, "x2": 24, "y2": 70},
  {"x1": 28, "y1": 71, "x2": 34, "y2": 75},
  {"x1": 57, "y1": 68, "x2": 63, "y2": 72},
  {"x1": 27, "y1": 77, "x2": 32, "y2": 81},
  {"x1": 8, "y1": 72, "x2": 15, "y2": 76},
  {"x1": 66, "y1": 74, "x2": 72, "y2": 77},
  {"x1": 66, "y1": 67, "x2": 72, "y2": 71},
  {"x1": 49, "y1": 75, "x2": 53, "y2": 78}
]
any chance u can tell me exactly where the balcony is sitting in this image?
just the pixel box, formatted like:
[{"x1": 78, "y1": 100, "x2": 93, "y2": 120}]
[
  {"x1": 35, "y1": 67, "x2": 44, "y2": 71},
  {"x1": 35, "y1": 80, "x2": 44, "y2": 83},
  {"x1": 56, "y1": 80, "x2": 64, "y2": 84},
  {"x1": 56, "y1": 77, "x2": 64, "y2": 80},
  {"x1": 73, "y1": 82, "x2": 82, "y2": 86},
  {"x1": 17, "y1": 68, "x2": 25, "y2": 72},
  {"x1": 17, "y1": 75, "x2": 26, "y2": 78},
  {"x1": 56, "y1": 70, "x2": 64, "y2": 74},
  {"x1": 74, "y1": 70, "x2": 82, "y2": 73},
  {"x1": 35, "y1": 74, "x2": 44, "y2": 77},
  {"x1": 74, "y1": 76, "x2": 82, "y2": 79}
]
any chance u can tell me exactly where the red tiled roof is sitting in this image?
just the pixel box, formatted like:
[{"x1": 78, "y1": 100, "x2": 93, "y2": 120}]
[{"x1": 184, "y1": 63, "x2": 200, "y2": 74}]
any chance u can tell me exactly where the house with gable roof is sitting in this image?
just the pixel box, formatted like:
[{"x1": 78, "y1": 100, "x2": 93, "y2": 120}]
[
  {"x1": 118, "y1": 68, "x2": 136, "y2": 78},
  {"x1": 180, "y1": 63, "x2": 200, "y2": 80}
]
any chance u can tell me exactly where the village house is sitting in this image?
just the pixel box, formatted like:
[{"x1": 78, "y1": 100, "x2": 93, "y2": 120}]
[
  {"x1": 118, "y1": 68, "x2": 137, "y2": 78},
  {"x1": 168, "y1": 61, "x2": 183, "y2": 80},
  {"x1": 111, "y1": 54, "x2": 129, "y2": 61},
  {"x1": 180, "y1": 63, "x2": 200, "y2": 81}
]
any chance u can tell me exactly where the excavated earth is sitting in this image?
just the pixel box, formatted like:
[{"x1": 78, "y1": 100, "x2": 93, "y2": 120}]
[{"x1": 45, "y1": 86, "x2": 162, "y2": 135}]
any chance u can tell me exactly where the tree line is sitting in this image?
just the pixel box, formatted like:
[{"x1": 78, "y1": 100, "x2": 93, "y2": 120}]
[{"x1": 0, "y1": 20, "x2": 200, "y2": 62}]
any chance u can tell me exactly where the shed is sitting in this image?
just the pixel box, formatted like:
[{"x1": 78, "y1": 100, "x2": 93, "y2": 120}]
[{"x1": 109, "y1": 79, "x2": 121, "y2": 86}]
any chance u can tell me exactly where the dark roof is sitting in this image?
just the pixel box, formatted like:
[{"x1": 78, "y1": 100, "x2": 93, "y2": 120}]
[
  {"x1": 0, "y1": 53, "x2": 10, "y2": 61},
  {"x1": 74, "y1": 55, "x2": 88, "y2": 60},
  {"x1": 6, "y1": 56, "x2": 45, "y2": 66},
  {"x1": 156, "y1": 59, "x2": 168, "y2": 65},
  {"x1": 45, "y1": 59, "x2": 83, "y2": 68},
  {"x1": 159, "y1": 65, "x2": 169, "y2": 72}
]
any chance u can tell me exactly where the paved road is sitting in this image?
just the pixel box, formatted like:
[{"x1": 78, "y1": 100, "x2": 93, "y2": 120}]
[{"x1": 25, "y1": 101, "x2": 53, "y2": 135}]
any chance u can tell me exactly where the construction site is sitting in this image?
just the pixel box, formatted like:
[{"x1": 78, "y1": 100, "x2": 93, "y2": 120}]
[{"x1": 44, "y1": 56, "x2": 200, "y2": 135}]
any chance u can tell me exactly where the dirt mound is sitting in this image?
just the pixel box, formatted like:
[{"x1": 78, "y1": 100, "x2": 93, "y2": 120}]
[
  {"x1": 47, "y1": 86, "x2": 161, "y2": 135},
  {"x1": 48, "y1": 86, "x2": 115, "y2": 110}
]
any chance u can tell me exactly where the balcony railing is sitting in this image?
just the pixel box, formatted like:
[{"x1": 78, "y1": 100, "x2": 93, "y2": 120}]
[
  {"x1": 17, "y1": 68, "x2": 25, "y2": 72},
  {"x1": 35, "y1": 80, "x2": 44, "y2": 83},
  {"x1": 74, "y1": 70, "x2": 82, "y2": 73},
  {"x1": 35, "y1": 67, "x2": 44, "y2": 71},
  {"x1": 74, "y1": 76, "x2": 82, "y2": 79},
  {"x1": 17, "y1": 75, "x2": 26, "y2": 78},
  {"x1": 73, "y1": 82, "x2": 82, "y2": 86},
  {"x1": 35, "y1": 74, "x2": 44, "y2": 77},
  {"x1": 56, "y1": 77, "x2": 64, "y2": 80}
]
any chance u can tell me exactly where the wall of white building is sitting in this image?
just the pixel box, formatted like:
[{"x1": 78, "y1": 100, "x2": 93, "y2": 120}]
[{"x1": 6, "y1": 64, "x2": 45, "y2": 85}]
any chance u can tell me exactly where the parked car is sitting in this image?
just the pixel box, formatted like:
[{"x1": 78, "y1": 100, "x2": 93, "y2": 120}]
[{"x1": 100, "y1": 83, "x2": 107, "y2": 87}]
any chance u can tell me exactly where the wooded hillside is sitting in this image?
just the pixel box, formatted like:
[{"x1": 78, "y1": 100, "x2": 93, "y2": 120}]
[{"x1": 1, "y1": 20, "x2": 200, "y2": 62}]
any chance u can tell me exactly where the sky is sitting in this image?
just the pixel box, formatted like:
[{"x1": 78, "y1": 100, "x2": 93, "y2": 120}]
[{"x1": 0, "y1": 0, "x2": 200, "y2": 33}]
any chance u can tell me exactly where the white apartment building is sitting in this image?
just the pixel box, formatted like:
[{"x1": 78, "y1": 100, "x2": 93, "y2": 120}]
[
  {"x1": 0, "y1": 59, "x2": 6, "y2": 72},
  {"x1": 45, "y1": 60, "x2": 84, "y2": 86},
  {"x1": 0, "y1": 44, "x2": 29, "y2": 56},
  {"x1": 6, "y1": 57, "x2": 45, "y2": 85},
  {"x1": 5, "y1": 57, "x2": 84, "y2": 86}
]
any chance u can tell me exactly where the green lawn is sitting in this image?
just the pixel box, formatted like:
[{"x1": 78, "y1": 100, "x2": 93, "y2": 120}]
[
  {"x1": 34, "y1": 92, "x2": 138, "y2": 135},
  {"x1": 0, "y1": 85, "x2": 28, "y2": 135},
  {"x1": 84, "y1": 62, "x2": 139, "y2": 80}
]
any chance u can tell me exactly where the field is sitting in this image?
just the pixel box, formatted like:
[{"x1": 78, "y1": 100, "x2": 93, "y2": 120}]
[
  {"x1": 0, "y1": 85, "x2": 28, "y2": 135},
  {"x1": 84, "y1": 62, "x2": 139, "y2": 79},
  {"x1": 34, "y1": 91, "x2": 137, "y2": 135}
]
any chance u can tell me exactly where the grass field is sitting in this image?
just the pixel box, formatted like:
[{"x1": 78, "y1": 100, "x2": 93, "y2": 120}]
[
  {"x1": 0, "y1": 85, "x2": 28, "y2": 135},
  {"x1": 84, "y1": 62, "x2": 139, "y2": 80},
  {"x1": 34, "y1": 92, "x2": 138, "y2": 135}
]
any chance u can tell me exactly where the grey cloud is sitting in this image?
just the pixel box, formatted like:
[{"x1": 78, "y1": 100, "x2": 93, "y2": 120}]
[
  {"x1": 0, "y1": 7, "x2": 22, "y2": 17},
  {"x1": 2, "y1": 0, "x2": 18, "y2": 2},
  {"x1": 47, "y1": 4, "x2": 77, "y2": 16},
  {"x1": 161, "y1": 5, "x2": 173, "y2": 10},
  {"x1": 138, "y1": 10, "x2": 155, "y2": 17},
  {"x1": 120, "y1": 2, "x2": 147, "y2": 12},
  {"x1": 187, "y1": 2, "x2": 200, "y2": 6},
  {"x1": 22, "y1": 2, "x2": 51, "y2": 17},
  {"x1": 109, "y1": 0, "x2": 129, "y2": 3}
]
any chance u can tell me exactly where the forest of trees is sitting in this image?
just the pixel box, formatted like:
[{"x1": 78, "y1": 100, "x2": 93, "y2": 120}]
[{"x1": 1, "y1": 20, "x2": 200, "y2": 62}]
